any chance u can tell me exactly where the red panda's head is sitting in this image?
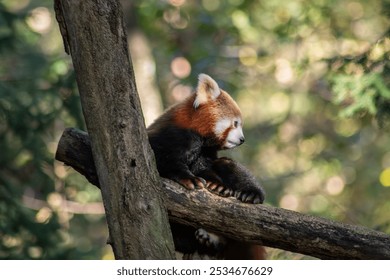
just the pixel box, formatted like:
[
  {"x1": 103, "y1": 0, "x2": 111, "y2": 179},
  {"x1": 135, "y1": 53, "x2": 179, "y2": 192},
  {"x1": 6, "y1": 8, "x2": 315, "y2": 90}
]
[{"x1": 174, "y1": 74, "x2": 244, "y2": 149}]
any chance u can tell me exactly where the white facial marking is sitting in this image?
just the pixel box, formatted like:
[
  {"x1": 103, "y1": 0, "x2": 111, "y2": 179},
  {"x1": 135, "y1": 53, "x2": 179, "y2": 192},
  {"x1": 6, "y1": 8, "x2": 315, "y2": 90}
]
[
  {"x1": 224, "y1": 126, "x2": 244, "y2": 149},
  {"x1": 214, "y1": 118, "x2": 231, "y2": 136},
  {"x1": 215, "y1": 118, "x2": 244, "y2": 149}
]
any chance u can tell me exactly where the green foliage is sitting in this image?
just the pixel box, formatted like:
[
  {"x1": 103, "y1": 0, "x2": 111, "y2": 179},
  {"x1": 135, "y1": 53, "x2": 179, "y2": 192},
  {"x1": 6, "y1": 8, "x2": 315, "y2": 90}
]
[
  {"x1": 1, "y1": 0, "x2": 390, "y2": 260},
  {"x1": 332, "y1": 73, "x2": 389, "y2": 117},
  {"x1": 328, "y1": 33, "x2": 390, "y2": 127},
  {"x1": 0, "y1": 1, "x2": 105, "y2": 259}
]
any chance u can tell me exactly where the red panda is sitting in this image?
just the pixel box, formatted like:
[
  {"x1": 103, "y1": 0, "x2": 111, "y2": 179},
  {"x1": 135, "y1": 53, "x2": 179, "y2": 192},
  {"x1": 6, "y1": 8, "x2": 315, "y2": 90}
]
[{"x1": 147, "y1": 74, "x2": 265, "y2": 259}]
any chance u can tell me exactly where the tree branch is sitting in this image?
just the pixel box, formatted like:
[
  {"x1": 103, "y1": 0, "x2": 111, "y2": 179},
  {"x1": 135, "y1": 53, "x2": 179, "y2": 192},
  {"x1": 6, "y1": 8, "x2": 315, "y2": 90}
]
[{"x1": 56, "y1": 128, "x2": 390, "y2": 260}]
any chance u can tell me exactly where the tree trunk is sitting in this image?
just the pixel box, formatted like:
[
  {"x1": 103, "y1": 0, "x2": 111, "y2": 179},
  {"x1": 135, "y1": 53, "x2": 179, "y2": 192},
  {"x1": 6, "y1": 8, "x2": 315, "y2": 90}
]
[
  {"x1": 54, "y1": 0, "x2": 175, "y2": 259},
  {"x1": 56, "y1": 128, "x2": 390, "y2": 260}
]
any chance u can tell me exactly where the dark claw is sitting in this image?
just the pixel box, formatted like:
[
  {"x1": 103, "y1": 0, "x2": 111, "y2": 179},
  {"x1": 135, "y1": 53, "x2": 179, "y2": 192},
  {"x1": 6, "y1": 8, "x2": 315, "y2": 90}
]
[
  {"x1": 246, "y1": 193, "x2": 255, "y2": 203},
  {"x1": 222, "y1": 189, "x2": 232, "y2": 196},
  {"x1": 178, "y1": 179, "x2": 195, "y2": 190},
  {"x1": 207, "y1": 182, "x2": 217, "y2": 190},
  {"x1": 197, "y1": 177, "x2": 207, "y2": 188},
  {"x1": 205, "y1": 180, "x2": 236, "y2": 198},
  {"x1": 240, "y1": 192, "x2": 248, "y2": 202},
  {"x1": 253, "y1": 196, "x2": 262, "y2": 204},
  {"x1": 193, "y1": 180, "x2": 202, "y2": 189},
  {"x1": 216, "y1": 185, "x2": 224, "y2": 193},
  {"x1": 191, "y1": 176, "x2": 206, "y2": 189}
]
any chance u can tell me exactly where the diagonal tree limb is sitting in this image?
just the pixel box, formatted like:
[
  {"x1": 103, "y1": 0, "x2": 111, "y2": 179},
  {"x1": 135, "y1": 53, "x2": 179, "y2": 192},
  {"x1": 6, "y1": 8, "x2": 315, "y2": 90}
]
[{"x1": 56, "y1": 127, "x2": 390, "y2": 260}]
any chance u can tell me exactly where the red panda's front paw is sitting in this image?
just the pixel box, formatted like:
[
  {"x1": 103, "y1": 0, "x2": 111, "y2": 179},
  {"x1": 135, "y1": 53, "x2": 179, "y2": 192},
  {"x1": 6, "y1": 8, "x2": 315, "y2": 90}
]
[
  {"x1": 206, "y1": 182, "x2": 234, "y2": 197},
  {"x1": 178, "y1": 176, "x2": 206, "y2": 190}
]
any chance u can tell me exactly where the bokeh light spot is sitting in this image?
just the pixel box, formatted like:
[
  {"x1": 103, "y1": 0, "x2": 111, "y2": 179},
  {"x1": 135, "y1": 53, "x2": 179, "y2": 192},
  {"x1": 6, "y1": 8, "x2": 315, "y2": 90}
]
[
  {"x1": 231, "y1": 10, "x2": 249, "y2": 29},
  {"x1": 28, "y1": 246, "x2": 43, "y2": 259},
  {"x1": 54, "y1": 163, "x2": 67, "y2": 179},
  {"x1": 3, "y1": 0, "x2": 30, "y2": 12},
  {"x1": 26, "y1": 7, "x2": 52, "y2": 34},
  {"x1": 334, "y1": 119, "x2": 359, "y2": 137},
  {"x1": 280, "y1": 194, "x2": 299, "y2": 211},
  {"x1": 171, "y1": 57, "x2": 191, "y2": 78},
  {"x1": 269, "y1": 92, "x2": 290, "y2": 114},
  {"x1": 347, "y1": 2, "x2": 364, "y2": 20},
  {"x1": 169, "y1": 0, "x2": 186, "y2": 7},
  {"x1": 325, "y1": 176, "x2": 345, "y2": 195},
  {"x1": 163, "y1": 9, "x2": 188, "y2": 29},
  {"x1": 202, "y1": 0, "x2": 220, "y2": 11},
  {"x1": 379, "y1": 168, "x2": 390, "y2": 187},
  {"x1": 171, "y1": 84, "x2": 192, "y2": 102},
  {"x1": 35, "y1": 207, "x2": 53, "y2": 223},
  {"x1": 275, "y1": 59, "x2": 294, "y2": 85},
  {"x1": 3, "y1": 235, "x2": 22, "y2": 248},
  {"x1": 48, "y1": 192, "x2": 63, "y2": 208},
  {"x1": 239, "y1": 47, "x2": 258, "y2": 66}
]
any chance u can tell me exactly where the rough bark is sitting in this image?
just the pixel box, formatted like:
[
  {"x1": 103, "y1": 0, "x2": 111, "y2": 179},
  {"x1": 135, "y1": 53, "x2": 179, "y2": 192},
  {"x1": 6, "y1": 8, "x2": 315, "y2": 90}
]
[
  {"x1": 56, "y1": 128, "x2": 390, "y2": 260},
  {"x1": 54, "y1": 0, "x2": 175, "y2": 259}
]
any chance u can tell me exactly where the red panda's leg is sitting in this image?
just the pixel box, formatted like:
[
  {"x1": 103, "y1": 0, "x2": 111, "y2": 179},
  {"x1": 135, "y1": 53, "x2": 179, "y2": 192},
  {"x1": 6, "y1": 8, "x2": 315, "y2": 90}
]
[
  {"x1": 170, "y1": 222, "x2": 199, "y2": 256},
  {"x1": 195, "y1": 228, "x2": 227, "y2": 256},
  {"x1": 163, "y1": 167, "x2": 206, "y2": 190},
  {"x1": 171, "y1": 223, "x2": 228, "y2": 258},
  {"x1": 197, "y1": 170, "x2": 234, "y2": 197},
  {"x1": 157, "y1": 162, "x2": 206, "y2": 190},
  {"x1": 149, "y1": 131, "x2": 207, "y2": 190},
  {"x1": 194, "y1": 228, "x2": 266, "y2": 260},
  {"x1": 210, "y1": 157, "x2": 265, "y2": 204}
]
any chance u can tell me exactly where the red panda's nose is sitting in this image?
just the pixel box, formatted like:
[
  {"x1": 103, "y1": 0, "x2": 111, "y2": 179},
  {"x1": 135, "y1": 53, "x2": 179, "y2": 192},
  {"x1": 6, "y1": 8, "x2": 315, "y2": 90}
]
[{"x1": 239, "y1": 137, "x2": 245, "y2": 144}]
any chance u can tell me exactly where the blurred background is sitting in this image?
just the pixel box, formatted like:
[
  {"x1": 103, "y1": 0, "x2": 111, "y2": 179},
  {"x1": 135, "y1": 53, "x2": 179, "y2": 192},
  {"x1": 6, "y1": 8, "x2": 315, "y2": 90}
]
[{"x1": 0, "y1": 0, "x2": 389, "y2": 259}]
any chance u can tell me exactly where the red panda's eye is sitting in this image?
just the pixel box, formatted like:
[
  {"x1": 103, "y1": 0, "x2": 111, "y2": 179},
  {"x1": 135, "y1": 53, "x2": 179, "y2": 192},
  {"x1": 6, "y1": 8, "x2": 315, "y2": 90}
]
[{"x1": 233, "y1": 121, "x2": 239, "y2": 128}]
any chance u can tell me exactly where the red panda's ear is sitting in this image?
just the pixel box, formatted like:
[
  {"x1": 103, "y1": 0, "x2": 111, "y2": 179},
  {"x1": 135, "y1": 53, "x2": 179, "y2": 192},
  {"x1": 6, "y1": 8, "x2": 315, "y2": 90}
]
[{"x1": 194, "y1": 74, "x2": 221, "y2": 108}]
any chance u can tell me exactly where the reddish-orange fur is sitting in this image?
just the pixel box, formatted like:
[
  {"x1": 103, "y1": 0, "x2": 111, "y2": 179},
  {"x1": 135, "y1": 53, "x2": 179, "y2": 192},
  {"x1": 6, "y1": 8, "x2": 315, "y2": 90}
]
[{"x1": 172, "y1": 90, "x2": 242, "y2": 144}]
